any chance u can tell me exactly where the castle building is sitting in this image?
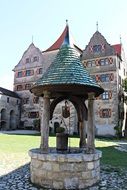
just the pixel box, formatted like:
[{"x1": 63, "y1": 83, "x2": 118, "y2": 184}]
[
  {"x1": 13, "y1": 23, "x2": 127, "y2": 136},
  {"x1": 81, "y1": 30, "x2": 127, "y2": 136},
  {"x1": 0, "y1": 87, "x2": 21, "y2": 130}
]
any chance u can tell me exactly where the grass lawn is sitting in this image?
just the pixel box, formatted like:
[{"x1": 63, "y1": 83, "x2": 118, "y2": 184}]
[{"x1": 0, "y1": 133, "x2": 127, "y2": 170}]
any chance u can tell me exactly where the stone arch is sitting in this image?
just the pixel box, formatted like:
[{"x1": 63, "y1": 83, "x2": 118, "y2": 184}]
[
  {"x1": 50, "y1": 96, "x2": 87, "y2": 121},
  {"x1": 10, "y1": 110, "x2": 16, "y2": 129},
  {"x1": 50, "y1": 96, "x2": 88, "y2": 136},
  {"x1": 1, "y1": 108, "x2": 7, "y2": 129}
]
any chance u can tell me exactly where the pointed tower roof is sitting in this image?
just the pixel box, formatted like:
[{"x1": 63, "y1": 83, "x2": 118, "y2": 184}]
[
  {"x1": 43, "y1": 21, "x2": 82, "y2": 53},
  {"x1": 31, "y1": 29, "x2": 104, "y2": 98}
]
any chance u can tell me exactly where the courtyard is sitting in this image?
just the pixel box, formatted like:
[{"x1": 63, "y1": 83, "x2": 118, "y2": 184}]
[{"x1": 0, "y1": 131, "x2": 127, "y2": 190}]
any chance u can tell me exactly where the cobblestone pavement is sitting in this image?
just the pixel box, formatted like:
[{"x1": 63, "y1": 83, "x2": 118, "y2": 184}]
[{"x1": 0, "y1": 163, "x2": 127, "y2": 190}]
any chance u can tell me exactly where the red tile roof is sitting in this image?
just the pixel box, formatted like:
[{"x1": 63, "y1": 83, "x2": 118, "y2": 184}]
[
  {"x1": 43, "y1": 25, "x2": 82, "y2": 53},
  {"x1": 112, "y1": 44, "x2": 121, "y2": 55}
]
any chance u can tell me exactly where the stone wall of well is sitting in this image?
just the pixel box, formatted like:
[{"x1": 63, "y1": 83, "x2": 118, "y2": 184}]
[{"x1": 29, "y1": 149, "x2": 101, "y2": 190}]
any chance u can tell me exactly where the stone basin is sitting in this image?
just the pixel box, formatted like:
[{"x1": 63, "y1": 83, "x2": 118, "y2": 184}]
[{"x1": 29, "y1": 148, "x2": 102, "y2": 189}]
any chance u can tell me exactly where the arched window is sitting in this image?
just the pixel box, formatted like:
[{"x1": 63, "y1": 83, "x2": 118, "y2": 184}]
[
  {"x1": 17, "y1": 85, "x2": 22, "y2": 91},
  {"x1": 39, "y1": 68, "x2": 43, "y2": 74},
  {"x1": 25, "y1": 84, "x2": 31, "y2": 90}
]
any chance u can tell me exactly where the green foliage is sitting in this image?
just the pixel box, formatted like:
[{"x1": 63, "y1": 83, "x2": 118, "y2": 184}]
[{"x1": 122, "y1": 78, "x2": 127, "y2": 92}]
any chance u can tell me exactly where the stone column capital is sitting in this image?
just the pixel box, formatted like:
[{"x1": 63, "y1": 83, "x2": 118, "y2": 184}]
[
  {"x1": 43, "y1": 91, "x2": 50, "y2": 98},
  {"x1": 88, "y1": 92, "x2": 95, "y2": 100}
]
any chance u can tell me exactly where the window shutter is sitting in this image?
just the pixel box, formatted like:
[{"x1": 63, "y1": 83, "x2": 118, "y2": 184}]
[
  {"x1": 108, "y1": 109, "x2": 111, "y2": 117},
  {"x1": 31, "y1": 70, "x2": 34, "y2": 76},
  {"x1": 36, "y1": 68, "x2": 39, "y2": 74},
  {"x1": 96, "y1": 75, "x2": 100, "y2": 82},
  {"x1": 99, "y1": 109, "x2": 102, "y2": 118},
  {"x1": 109, "y1": 91, "x2": 112, "y2": 99},
  {"x1": 83, "y1": 61, "x2": 87, "y2": 67},
  {"x1": 95, "y1": 59, "x2": 100, "y2": 66},
  {"x1": 22, "y1": 70, "x2": 26, "y2": 77},
  {"x1": 109, "y1": 73, "x2": 114, "y2": 81},
  {"x1": 108, "y1": 57, "x2": 113, "y2": 64}
]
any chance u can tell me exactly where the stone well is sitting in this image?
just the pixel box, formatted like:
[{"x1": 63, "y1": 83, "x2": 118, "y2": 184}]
[{"x1": 29, "y1": 148, "x2": 102, "y2": 190}]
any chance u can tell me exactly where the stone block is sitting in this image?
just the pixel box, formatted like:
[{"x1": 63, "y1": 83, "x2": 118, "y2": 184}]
[
  {"x1": 82, "y1": 154, "x2": 94, "y2": 161},
  {"x1": 37, "y1": 154, "x2": 46, "y2": 161},
  {"x1": 34, "y1": 160, "x2": 42, "y2": 169},
  {"x1": 82, "y1": 171, "x2": 92, "y2": 179},
  {"x1": 46, "y1": 154, "x2": 57, "y2": 161},
  {"x1": 87, "y1": 162, "x2": 94, "y2": 170},
  {"x1": 52, "y1": 163, "x2": 60, "y2": 171},
  {"x1": 42, "y1": 162, "x2": 52, "y2": 171},
  {"x1": 58, "y1": 156, "x2": 66, "y2": 162},
  {"x1": 60, "y1": 163, "x2": 74, "y2": 171},
  {"x1": 53, "y1": 181, "x2": 63, "y2": 189},
  {"x1": 64, "y1": 177, "x2": 79, "y2": 189},
  {"x1": 94, "y1": 160, "x2": 100, "y2": 168},
  {"x1": 75, "y1": 163, "x2": 86, "y2": 171},
  {"x1": 67, "y1": 154, "x2": 82, "y2": 162},
  {"x1": 40, "y1": 179, "x2": 53, "y2": 189}
]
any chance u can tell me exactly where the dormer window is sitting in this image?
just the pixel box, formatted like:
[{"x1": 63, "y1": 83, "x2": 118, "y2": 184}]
[
  {"x1": 39, "y1": 68, "x2": 43, "y2": 74},
  {"x1": 93, "y1": 45, "x2": 102, "y2": 53},
  {"x1": 26, "y1": 58, "x2": 30, "y2": 63},
  {"x1": 33, "y1": 56, "x2": 39, "y2": 62}
]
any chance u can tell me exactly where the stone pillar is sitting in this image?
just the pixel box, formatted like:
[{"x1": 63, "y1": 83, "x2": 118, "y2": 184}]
[
  {"x1": 40, "y1": 91, "x2": 50, "y2": 153},
  {"x1": 87, "y1": 93, "x2": 95, "y2": 153},
  {"x1": 79, "y1": 119, "x2": 87, "y2": 148}
]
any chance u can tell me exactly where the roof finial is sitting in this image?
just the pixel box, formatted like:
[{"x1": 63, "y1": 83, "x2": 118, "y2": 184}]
[
  {"x1": 66, "y1": 19, "x2": 68, "y2": 26},
  {"x1": 96, "y1": 21, "x2": 98, "y2": 31},
  {"x1": 120, "y1": 34, "x2": 122, "y2": 44}
]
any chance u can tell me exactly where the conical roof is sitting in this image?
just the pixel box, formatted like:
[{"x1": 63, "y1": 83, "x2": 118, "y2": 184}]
[{"x1": 31, "y1": 26, "x2": 104, "y2": 98}]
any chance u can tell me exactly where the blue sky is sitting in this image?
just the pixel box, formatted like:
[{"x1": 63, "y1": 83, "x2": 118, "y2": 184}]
[{"x1": 0, "y1": 0, "x2": 127, "y2": 90}]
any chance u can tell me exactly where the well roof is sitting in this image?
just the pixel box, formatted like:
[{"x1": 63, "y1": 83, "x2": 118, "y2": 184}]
[
  {"x1": 31, "y1": 23, "x2": 104, "y2": 98},
  {"x1": 31, "y1": 43, "x2": 104, "y2": 98}
]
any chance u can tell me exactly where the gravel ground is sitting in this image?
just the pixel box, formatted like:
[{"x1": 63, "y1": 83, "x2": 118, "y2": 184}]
[{"x1": 0, "y1": 161, "x2": 127, "y2": 190}]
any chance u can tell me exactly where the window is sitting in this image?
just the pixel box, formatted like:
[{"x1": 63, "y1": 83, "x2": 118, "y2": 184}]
[
  {"x1": 7, "y1": 97, "x2": 9, "y2": 103},
  {"x1": 124, "y1": 69, "x2": 126, "y2": 76},
  {"x1": 93, "y1": 45, "x2": 102, "y2": 53},
  {"x1": 28, "y1": 112, "x2": 39, "y2": 118},
  {"x1": 101, "y1": 91, "x2": 109, "y2": 100},
  {"x1": 39, "y1": 68, "x2": 43, "y2": 74},
  {"x1": 100, "y1": 59, "x2": 109, "y2": 66},
  {"x1": 26, "y1": 70, "x2": 31, "y2": 76},
  {"x1": 17, "y1": 85, "x2": 22, "y2": 91},
  {"x1": 17, "y1": 71, "x2": 22, "y2": 78},
  {"x1": 17, "y1": 99, "x2": 19, "y2": 105},
  {"x1": 22, "y1": 98, "x2": 29, "y2": 104},
  {"x1": 33, "y1": 97, "x2": 39, "y2": 104},
  {"x1": 100, "y1": 74, "x2": 109, "y2": 82},
  {"x1": 87, "y1": 60, "x2": 95, "y2": 67},
  {"x1": 119, "y1": 76, "x2": 121, "y2": 85},
  {"x1": 33, "y1": 56, "x2": 39, "y2": 62},
  {"x1": 119, "y1": 61, "x2": 120, "y2": 69},
  {"x1": 26, "y1": 58, "x2": 30, "y2": 63},
  {"x1": 100, "y1": 109, "x2": 111, "y2": 118},
  {"x1": 91, "y1": 75, "x2": 96, "y2": 82},
  {"x1": 25, "y1": 84, "x2": 31, "y2": 90}
]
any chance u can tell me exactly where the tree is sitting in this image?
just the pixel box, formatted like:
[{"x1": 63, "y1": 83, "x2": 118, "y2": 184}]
[{"x1": 122, "y1": 78, "x2": 127, "y2": 92}]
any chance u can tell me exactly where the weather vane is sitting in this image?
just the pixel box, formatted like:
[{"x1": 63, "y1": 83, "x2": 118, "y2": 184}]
[{"x1": 96, "y1": 21, "x2": 98, "y2": 31}]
